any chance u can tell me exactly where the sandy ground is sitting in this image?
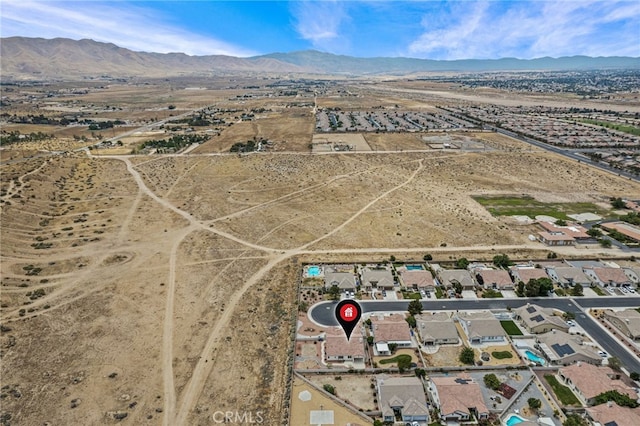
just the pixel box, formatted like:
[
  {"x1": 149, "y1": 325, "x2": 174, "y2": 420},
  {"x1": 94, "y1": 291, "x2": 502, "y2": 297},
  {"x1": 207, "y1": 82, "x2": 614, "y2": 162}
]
[
  {"x1": 290, "y1": 375, "x2": 372, "y2": 426},
  {"x1": 2, "y1": 81, "x2": 640, "y2": 426},
  {"x1": 304, "y1": 374, "x2": 377, "y2": 411}
]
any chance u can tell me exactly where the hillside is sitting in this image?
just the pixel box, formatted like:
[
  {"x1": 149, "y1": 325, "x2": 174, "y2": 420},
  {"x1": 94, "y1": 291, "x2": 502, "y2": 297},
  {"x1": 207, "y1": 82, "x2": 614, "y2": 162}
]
[{"x1": 2, "y1": 37, "x2": 639, "y2": 80}]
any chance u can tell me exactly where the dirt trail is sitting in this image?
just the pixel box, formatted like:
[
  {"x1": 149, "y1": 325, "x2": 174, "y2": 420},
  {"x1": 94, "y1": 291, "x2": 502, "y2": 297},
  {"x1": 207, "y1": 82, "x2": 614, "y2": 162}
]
[
  {"x1": 299, "y1": 158, "x2": 424, "y2": 250},
  {"x1": 162, "y1": 225, "x2": 197, "y2": 426},
  {"x1": 173, "y1": 253, "x2": 285, "y2": 425},
  {"x1": 0, "y1": 157, "x2": 50, "y2": 203}
]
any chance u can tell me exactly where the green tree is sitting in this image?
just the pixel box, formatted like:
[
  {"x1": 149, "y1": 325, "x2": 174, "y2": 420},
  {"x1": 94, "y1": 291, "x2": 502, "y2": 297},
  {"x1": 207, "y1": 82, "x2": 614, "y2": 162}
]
[
  {"x1": 323, "y1": 383, "x2": 335, "y2": 395},
  {"x1": 367, "y1": 336, "x2": 374, "y2": 346},
  {"x1": 493, "y1": 254, "x2": 511, "y2": 269},
  {"x1": 599, "y1": 238, "x2": 612, "y2": 248},
  {"x1": 328, "y1": 284, "x2": 340, "y2": 301},
  {"x1": 563, "y1": 311, "x2": 576, "y2": 321},
  {"x1": 459, "y1": 347, "x2": 475, "y2": 365},
  {"x1": 587, "y1": 228, "x2": 603, "y2": 238},
  {"x1": 397, "y1": 355, "x2": 412, "y2": 372},
  {"x1": 610, "y1": 197, "x2": 625, "y2": 209},
  {"x1": 483, "y1": 373, "x2": 501, "y2": 390},
  {"x1": 408, "y1": 299, "x2": 423, "y2": 316},
  {"x1": 455, "y1": 258, "x2": 469, "y2": 269},
  {"x1": 388, "y1": 343, "x2": 398, "y2": 353},
  {"x1": 630, "y1": 372, "x2": 639, "y2": 381},
  {"x1": 571, "y1": 283, "x2": 584, "y2": 296},
  {"x1": 525, "y1": 278, "x2": 554, "y2": 297},
  {"x1": 453, "y1": 281, "x2": 463, "y2": 295},
  {"x1": 563, "y1": 414, "x2": 589, "y2": 426},
  {"x1": 415, "y1": 368, "x2": 426, "y2": 379},
  {"x1": 555, "y1": 219, "x2": 568, "y2": 226},
  {"x1": 406, "y1": 315, "x2": 416, "y2": 328},
  {"x1": 423, "y1": 254, "x2": 433, "y2": 261},
  {"x1": 389, "y1": 255, "x2": 396, "y2": 262},
  {"x1": 528, "y1": 398, "x2": 542, "y2": 411},
  {"x1": 516, "y1": 281, "x2": 525, "y2": 297}
]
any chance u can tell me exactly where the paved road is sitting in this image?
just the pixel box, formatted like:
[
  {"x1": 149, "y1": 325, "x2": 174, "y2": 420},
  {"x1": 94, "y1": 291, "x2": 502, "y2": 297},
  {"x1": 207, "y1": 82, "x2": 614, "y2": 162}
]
[
  {"x1": 489, "y1": 126, "x2": 639, "y2": 182},
  {"x1": 309, "y1": 297, "x2": 640, "y2": 372}
]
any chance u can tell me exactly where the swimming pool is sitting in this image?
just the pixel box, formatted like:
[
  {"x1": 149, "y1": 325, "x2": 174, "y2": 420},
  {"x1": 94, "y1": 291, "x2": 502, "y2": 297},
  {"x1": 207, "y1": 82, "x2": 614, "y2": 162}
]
[
  {"x1": 307, "y1": 266, "x2": 321, "y2": 277},
  {"x1": 504, "y1": 414, "x2": 526, "y2": 426},
  {"x1": 524, "y1": 350, "x2": 545, "y2": 365},
  {"x1": 405, "y1": 265, "x2": 423, "y2": 270}
]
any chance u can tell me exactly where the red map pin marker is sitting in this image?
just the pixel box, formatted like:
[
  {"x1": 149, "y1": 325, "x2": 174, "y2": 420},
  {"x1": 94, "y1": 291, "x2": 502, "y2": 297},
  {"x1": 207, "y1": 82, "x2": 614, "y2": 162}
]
[{"x1": 335, "y1": 300, "x2": 362, "y2": 341}]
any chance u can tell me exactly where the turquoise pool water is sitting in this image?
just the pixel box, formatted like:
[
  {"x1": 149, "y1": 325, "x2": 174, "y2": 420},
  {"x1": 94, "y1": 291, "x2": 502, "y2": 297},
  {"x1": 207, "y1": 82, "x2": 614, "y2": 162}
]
[
  {"x1": 307, "y1": 266, "x2": 321, "y2": 277},
  {"x1": 505, "y1": 414, "x2": 525, "y2": 426},
  {"x1": 405, "y1": 265, "x2": 423, "y2": 270},
  {"x1": 525, "y1": 350, "x2": 545, "y2": 365}
]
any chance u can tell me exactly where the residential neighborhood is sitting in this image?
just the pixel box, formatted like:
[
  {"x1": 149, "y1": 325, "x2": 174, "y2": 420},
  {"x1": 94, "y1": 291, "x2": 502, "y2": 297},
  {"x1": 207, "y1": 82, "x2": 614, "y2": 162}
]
[{"x1": 294, "y1": 258, "x2": 640, "y2": 426}]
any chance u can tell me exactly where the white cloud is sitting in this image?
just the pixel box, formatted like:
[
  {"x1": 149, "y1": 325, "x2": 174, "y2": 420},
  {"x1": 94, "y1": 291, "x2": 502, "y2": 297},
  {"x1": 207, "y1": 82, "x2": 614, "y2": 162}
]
[
  {"x1": 408, "y1": 1, "x2": 640, "y2": 59},
  {"x1": 0, "y1": 0, "x2": 256, "y2": 57},
  {"x1": 291, "y1": 0, "x2": 349, "y2": 50}
]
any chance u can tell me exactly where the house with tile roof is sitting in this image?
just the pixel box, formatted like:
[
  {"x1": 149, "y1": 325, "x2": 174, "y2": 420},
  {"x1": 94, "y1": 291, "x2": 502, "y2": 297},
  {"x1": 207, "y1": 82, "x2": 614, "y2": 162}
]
[
  {"x1": 429, "y1": 374, "x2": 489, "y2": 423},
  {"x1": 376, "y1": 375, "x2": 430, "y2": 424},
  {"x1": 324, "y1": 326, "x2": 366, "y2": 367},
  {"x1": 603, "y1": 309, "x2": 640, "y2": 341},
  {"x1": 584, "y1": 267, "x2": 632, "y2": 288},
  {"x1": 514, "y1": 304, "x2": 569, "y2": 334},
  {"x1": 558, "y1": 362, "x2": 638, "y2": 406},
  {"x1": 455, "y1": 311, "x2": 506, "y2": 345},
  {"x1": 370, "y1": 314, "x2": 414, "y2": 355},
  {"x1": 536, "y1": 330, "x2": 601, "y2": 366},
  {"x1": 510, "y1": 266, "x2": 550, "y2": 285},
  {"x1": 586, "y1": 401, "x2": 640, "y2": 426},
  {"x1": 398, "y1": 269, "x2": 435, "y2": 291},
  {"x1": 324, "y1": 271, "x2": 357, "y2": 291},
  {"x1": 415, "y1": 312, "x2": 459, "y2": 346},
  {"x1": 545, "y1": 265, "x2": 592, "y2": 288},
  {"x1": 435, "y1": 267, "x2": 476, "y2": 290},
  {"x1": 361, "y1": 267, "x2": 395, "y2": 290},
  {"x1": 475, "y1": 269, "x2": 514, "y2": 290}
]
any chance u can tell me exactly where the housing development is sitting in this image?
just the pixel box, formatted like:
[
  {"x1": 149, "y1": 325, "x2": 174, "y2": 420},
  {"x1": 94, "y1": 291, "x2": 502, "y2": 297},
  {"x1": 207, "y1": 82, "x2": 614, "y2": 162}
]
[{"x1": 1, "y1": 35, "x2": 640, "y2": 426}]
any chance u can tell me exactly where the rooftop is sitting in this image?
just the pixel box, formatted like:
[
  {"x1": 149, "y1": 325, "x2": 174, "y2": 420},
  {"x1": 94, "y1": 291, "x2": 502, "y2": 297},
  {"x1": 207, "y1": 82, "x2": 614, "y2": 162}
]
[
  {"x1": 603, "y1": 309, "x2": 640, "y2": 336},
  {"x1": 431, "y1": 374, "x2": 489, "y2": 417},
  {"x1": 377, "y1": 375, "x2": 429, "y2": 419},
  {"x1": 586, "y1": 401, "x2": 640, "y2": 426},
  {"x1": 371, "y1": 314, "x2": 412, "y2": 343},
  {"x1": 325, "y1": 326, "x2": 366, "y2": 359},
  {"x1": 456, "y1": 311, "x2": 506, "y2": 339},
  {"x1": 476, "y1": 269, "x2": 513, "y2": 288},
  {"x1": 510, "y1": 266, "x2": 550, "y2": 283},
  {"x1": 537, "y1": 330, "x2": 600, "y2": 363},
  {"x1": 416, "y1": 313, "x2": 459, "y2": 341},
  {"x1": 437, "y1": 268, "x2": 475, "y2": 287},
  {"x1": 399, "y1": 269, "x2": 434, "y2": 288},
  {"x1": 560, "y1": 362, "x2": 638, "y2": 401},
  {"x1": 589, "y1": 267, "x2": 631, "y2": 285},
  {"x1": 538, "y1": 221, "x2": 590, "y2": 238}
]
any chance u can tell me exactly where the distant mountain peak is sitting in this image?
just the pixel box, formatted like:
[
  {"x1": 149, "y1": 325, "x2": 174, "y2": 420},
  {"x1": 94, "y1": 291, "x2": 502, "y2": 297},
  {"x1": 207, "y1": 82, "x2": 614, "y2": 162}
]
[{"x1": 2, "y1": 37, "x2": 638, "y2": 80}]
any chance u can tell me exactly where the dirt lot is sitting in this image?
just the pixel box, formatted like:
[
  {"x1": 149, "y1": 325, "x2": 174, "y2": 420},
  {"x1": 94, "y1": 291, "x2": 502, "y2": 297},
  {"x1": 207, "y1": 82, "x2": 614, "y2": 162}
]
[
  {"x1": 305, "y1": 374, "x2": 376, "y2": 411},
  {"x1": 2, "y1": 79, "x2": 640, "y2": 426}
]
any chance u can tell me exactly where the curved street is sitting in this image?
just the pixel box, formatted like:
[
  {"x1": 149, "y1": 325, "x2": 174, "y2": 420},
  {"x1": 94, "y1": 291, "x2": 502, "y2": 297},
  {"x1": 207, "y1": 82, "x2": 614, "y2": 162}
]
[{"x1": 308, "y1": 297, "x2": 640, "y2": 372}]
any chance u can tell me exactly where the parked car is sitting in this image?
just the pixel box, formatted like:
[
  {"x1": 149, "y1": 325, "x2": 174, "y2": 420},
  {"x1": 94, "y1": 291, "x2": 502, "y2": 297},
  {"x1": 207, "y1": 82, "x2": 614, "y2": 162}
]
[{"x1": 598, "y1": 350, "x2": 608, "y2": 357}]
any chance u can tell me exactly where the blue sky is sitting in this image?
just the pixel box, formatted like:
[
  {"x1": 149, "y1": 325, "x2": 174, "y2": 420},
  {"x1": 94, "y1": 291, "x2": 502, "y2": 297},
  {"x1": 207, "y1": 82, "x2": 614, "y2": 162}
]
[{"x1": 2, "y1": 1, "x2": 639, "y2": 59}]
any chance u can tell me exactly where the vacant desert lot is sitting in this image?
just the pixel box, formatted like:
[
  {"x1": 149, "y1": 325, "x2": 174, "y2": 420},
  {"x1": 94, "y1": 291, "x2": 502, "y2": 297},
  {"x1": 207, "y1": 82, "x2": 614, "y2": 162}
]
[{"x1": 1, "y1": 140, "x2": 639, "y2": 426}]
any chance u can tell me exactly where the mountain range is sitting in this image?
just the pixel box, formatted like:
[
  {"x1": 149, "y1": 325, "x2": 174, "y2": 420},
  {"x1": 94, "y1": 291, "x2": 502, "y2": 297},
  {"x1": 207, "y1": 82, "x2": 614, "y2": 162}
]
[{"x1": 2, "y1": 37, "x2": 639, "y2": 80}]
